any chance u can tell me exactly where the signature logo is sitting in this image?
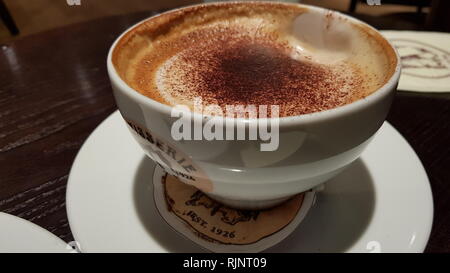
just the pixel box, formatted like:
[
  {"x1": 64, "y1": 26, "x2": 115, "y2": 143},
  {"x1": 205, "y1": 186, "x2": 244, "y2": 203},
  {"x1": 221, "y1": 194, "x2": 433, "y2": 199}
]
[
  {"x1": 186, "y1": 190, "x2": 260, "y2": 225},
  {"x1": 392, "y1": 39, "x2": 450, "y2": 79},
  {"x1": 126, "y1": 119, "x2": 213, "y2": 192}
]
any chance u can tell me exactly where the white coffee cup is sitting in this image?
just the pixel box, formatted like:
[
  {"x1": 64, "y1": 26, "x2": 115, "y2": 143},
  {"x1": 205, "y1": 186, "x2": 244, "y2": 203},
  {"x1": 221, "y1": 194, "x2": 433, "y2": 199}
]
[{"x1": 107, "y1": 2, "x2": 401, "y2": 209}]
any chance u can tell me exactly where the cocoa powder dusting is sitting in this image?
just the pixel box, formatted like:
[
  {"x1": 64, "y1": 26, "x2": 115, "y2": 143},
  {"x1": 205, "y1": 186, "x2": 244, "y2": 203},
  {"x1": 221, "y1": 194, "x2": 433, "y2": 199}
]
[
  {"x1": 112, "y1": 2, "x2": 395, "y2": 117},
  {"x1": 159, "y1": 24, "x2": 359, "y2": 117}
]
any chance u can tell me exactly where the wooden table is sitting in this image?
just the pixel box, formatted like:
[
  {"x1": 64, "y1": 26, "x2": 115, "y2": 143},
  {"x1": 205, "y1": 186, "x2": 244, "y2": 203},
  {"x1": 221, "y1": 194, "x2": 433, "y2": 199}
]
[{"x1": 0, "y1": 11, "x2": 449, "y2": 252}]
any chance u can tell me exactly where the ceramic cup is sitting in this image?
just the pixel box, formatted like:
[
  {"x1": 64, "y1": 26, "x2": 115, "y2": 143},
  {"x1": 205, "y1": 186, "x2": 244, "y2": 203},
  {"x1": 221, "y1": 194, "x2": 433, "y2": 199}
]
[{"x1": 107, "y1": 2, "x2": 401, "y2": 209}]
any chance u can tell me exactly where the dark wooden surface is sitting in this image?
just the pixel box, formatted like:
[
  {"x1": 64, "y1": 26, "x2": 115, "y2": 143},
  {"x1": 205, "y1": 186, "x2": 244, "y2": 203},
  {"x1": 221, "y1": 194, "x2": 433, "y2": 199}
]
[{"x1": 0, "y1": 10, "x2": 449, "y2": 252}]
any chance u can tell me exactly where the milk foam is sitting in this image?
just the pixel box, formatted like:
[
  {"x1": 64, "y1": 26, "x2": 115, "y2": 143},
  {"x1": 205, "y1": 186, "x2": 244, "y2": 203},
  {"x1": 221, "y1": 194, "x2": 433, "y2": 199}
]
[{"x1": 112, "y1": 2, "x2": 396, "y2": 117}]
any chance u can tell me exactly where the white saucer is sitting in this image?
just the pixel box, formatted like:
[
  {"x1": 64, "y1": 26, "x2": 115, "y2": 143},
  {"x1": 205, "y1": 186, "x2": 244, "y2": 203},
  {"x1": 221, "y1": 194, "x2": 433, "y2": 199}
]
[
  {"x1": 0, "y1": 212, "x2": 72, "y2": 253},
  {"x1": 66, "y1": 111, "x2": 433, "y2": 253}
]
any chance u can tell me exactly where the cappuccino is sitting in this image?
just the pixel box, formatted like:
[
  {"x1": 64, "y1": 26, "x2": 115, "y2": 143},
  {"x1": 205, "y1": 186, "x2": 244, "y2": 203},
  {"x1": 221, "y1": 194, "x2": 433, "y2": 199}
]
[{"x1": 112, "y1": 2, "x2": 396, "y2": 117}]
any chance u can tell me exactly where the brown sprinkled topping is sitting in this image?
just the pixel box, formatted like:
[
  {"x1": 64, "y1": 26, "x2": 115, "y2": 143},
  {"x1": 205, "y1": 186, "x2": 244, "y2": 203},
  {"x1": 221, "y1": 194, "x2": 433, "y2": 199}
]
[
  {"x1": 157, "y1": 24, "x2": 362, "y2": 117},
  {"x1": 112, "y1": 1, "x2": 396, "y2": 118}
]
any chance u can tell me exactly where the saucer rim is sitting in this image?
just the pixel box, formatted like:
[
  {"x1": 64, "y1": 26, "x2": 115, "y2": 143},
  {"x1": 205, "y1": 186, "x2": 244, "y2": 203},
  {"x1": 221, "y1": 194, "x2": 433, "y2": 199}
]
[
  {"x1": 0, "y1": 212, "x2": 72, "y2": 253},
  {"x1": 66, "y1": 110, "x2": 433, "y2": 253}
]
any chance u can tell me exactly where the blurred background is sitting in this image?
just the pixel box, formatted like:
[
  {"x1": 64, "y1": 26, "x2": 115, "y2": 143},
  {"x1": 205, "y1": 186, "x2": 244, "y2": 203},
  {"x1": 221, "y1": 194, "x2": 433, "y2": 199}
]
[{"x1": 0, "y1": 0, "x2": 448, "y2": 44}]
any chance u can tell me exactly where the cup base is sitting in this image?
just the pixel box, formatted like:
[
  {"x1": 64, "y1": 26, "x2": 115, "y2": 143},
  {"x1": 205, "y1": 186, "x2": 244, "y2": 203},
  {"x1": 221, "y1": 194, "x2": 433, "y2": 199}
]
[{"x1": 205, "y1": 192, "x2": 294, "y2": 210}]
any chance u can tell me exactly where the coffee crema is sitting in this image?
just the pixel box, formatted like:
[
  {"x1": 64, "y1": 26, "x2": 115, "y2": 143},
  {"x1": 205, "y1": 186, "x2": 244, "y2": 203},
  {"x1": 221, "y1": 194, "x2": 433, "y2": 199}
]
[{"x1": 112, "y1": 2, "x2": 397, "y2": 117}]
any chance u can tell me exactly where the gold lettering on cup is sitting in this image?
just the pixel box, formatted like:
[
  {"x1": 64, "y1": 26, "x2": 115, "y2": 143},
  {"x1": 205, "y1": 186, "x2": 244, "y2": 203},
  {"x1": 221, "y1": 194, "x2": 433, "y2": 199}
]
[{"x1": 125, "y1": 119, "x2": 213, "y2": 192}]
